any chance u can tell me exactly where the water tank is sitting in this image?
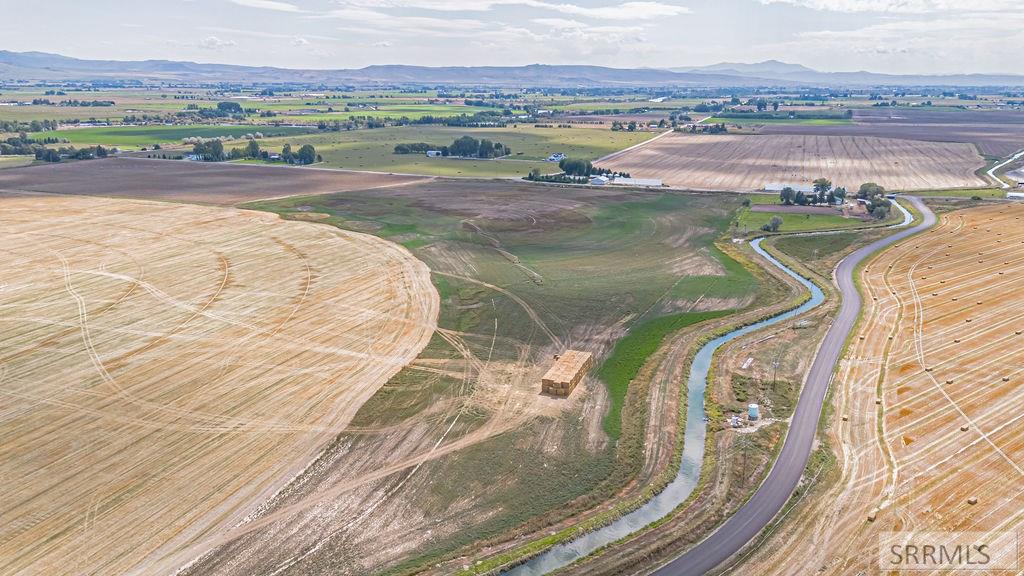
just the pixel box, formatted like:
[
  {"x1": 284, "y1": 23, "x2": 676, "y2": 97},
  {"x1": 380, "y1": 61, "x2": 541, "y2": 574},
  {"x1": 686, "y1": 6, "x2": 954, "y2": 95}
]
[{"x1": 748, "y1": 403, "x2": 760, "y2": 421}]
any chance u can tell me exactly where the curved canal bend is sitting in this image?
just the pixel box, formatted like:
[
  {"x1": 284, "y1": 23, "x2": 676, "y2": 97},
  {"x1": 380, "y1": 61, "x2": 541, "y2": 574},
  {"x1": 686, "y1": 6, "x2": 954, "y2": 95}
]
[{"x1": 505, "y1": 199, "x2": 925, "y2": 576}]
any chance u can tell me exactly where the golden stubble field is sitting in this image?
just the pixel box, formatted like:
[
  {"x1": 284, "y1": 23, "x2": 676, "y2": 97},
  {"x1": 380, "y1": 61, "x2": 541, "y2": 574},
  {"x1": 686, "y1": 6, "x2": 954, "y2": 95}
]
[
  {"x1": 0, "y1": 192, "x2": 438, "y2": 575},
  {"x1": 744, "y1": 203, "x2": 1024, "y2": 575},
  {"x1": 601, "y1": 133, "x2": 987, "y2": 191}
]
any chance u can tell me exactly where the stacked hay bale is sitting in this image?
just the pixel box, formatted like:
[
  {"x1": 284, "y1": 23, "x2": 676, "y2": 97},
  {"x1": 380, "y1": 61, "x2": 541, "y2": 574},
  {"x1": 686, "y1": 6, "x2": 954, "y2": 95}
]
[{"x1": 541, "y1": 350, "x2": 593, "y2": 396}]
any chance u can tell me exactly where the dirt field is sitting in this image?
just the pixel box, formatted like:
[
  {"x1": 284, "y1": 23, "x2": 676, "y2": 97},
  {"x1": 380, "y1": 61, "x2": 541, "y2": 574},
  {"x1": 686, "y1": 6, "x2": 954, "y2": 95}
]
[
  {"x1": 0, "y1": 193, "x2": 438, "y2": 575},
  {"x1": 0, "y1": 157, "x2": 429, "y2": 205},
  {"x1": 743, "y1": 203, "x2": 1024, "y2": 575},
  {"x1": 762, "y1": 108, "x2": 1024, "y2": 157},
  {"x1": 601, "y1": 133, "x2": 986, "y2": 192}
]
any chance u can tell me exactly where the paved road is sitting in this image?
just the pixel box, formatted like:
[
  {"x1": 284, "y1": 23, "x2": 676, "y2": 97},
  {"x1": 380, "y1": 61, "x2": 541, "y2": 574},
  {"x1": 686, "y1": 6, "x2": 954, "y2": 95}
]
[
  {"x1": 653, "y1": 197, "x2": 937, "y2": 576},
  {"x1": 986, "y1": 148, "x2": 1024, "y2": 188}
]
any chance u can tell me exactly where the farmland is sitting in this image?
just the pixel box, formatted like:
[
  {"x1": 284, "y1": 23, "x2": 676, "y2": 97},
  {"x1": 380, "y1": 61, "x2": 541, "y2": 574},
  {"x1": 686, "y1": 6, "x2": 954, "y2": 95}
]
[
  {"x1": 0, "y1": 158, "x2": 430, "y2": 205},
  {"x1": 742, "y1": 203, "x2": 1024, "y2": 575},
  {"x1": 0, "y1": 155, "x2": 33, "y2": 169},
  {"x1": 762, "y1": 108, "x2": 1024, "y2": 157},
  {"x1": 0, "y1": 88, "x2": 505, "y2": 125},
  {"x1": 251, "y1": 124, "x2": 657, "y2": 177},
  {"x1": 735, "y1": 206, "x2": 870, "y2": 233},
  {"x1": 0, "y1": 192, "x2": 438, "y2": 576},
  {"x1": 601, "y1": 132, "x2": 987, "y2": 191},
  {"x1": 177, "y1": 180, "x2": 765, "y2": 575},
  {"x1": 29, "y1": 124, "x2": 316, "y2": 149}
]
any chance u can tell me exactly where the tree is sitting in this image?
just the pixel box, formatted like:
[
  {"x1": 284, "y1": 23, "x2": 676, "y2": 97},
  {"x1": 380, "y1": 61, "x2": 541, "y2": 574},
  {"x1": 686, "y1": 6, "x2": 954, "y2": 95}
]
[
  {"x1": 813, "y1": 177, "x2": 832, "y2": 196},
  {"x1": 296, "y1": 144, "x2": 317, "y2": 165},
  {"x1": 761, "y1": 215, "x2": 783, "y2": 232},
  {"x1": 627, "y1": 121, "x2": 637, "y2": 132},
  {"x1": 282, "y1": 143, "x2": 294, "y2": 163},
  {"x1": 833, "y1": 186, "x2": 847, "y2": 203},
  {"x1": 217, "y1": 101, "x2": 243, "y2": 114},
  {"x1": 858, "y1": 182, "x2": 885, "y2": 199},
  {"x1": 559, "y1": 158, "x2": 593, "y2": 177},
  {"x1": 779, "y1": 187, "x2": 796, "y2": 205},
  {"x1": 449, "y1": 135, "x2": 480, "y2": 157},
  {"x1": 794, "y1": 190, "x2": 808, "y2": 206},
  {"x1": 245, "y1": 139, "x2": 260, "y2": 159},
  {"x1": 872, "y1": 205, "x2": 890, "y2": 219}
]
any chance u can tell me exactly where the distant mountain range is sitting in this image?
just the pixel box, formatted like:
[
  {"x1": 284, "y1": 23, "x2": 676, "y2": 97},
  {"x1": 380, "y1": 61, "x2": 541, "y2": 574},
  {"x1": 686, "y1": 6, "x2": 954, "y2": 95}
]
[
  {"x1": 674, "y1": 60, "x2": 1024, "y2": 88},
  {"x1": 2, "y1": 51, "x2": 1023, "y2": 88}
]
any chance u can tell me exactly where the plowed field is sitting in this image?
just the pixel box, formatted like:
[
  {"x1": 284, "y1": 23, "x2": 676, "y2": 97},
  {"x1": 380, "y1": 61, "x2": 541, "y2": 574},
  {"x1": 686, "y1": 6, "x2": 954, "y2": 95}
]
[{"x1": 601, "y1": 133, "x2": 986, "y2": 191}]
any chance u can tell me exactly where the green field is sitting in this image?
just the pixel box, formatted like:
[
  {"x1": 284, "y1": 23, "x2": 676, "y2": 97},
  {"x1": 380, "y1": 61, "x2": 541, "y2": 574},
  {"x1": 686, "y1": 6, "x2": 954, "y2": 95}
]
[
  {"x1": 908, "y1": 187, "x2": 1007, "y2": 198},
  {"x1": 30, "y1": 125, "x2": 316, "y2": 149},
  {"x1": 735, "y1": 207, "x2": 866, "y2": 233},
  {"x1": 0, "y1": 156, "x2": 34, "y2": 169},
  {"x1": 240, "y1": 183, "x2": 761, "y2": 573},
  {"x1": 772, "y1": 232, "x2": 863, "y2": 265},
  {"x1": 597, "y1": 309, "x2": 731, "y2": 438},
  {"x1": 253, "y1": 124, "x2": 656, "y2": 177}
]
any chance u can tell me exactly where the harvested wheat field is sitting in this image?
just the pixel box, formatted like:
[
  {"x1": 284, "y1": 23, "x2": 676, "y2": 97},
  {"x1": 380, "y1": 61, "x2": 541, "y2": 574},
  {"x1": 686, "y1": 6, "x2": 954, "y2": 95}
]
[
  {"x1": 744, "y1": 203, "x2": 1024, "y2": 575},
  {"x1": 0, "y1": 192, "x2": 438, "y2": 575},
  {"x1": 601, "y1": 133, "x2": 986, "y2": 191}
]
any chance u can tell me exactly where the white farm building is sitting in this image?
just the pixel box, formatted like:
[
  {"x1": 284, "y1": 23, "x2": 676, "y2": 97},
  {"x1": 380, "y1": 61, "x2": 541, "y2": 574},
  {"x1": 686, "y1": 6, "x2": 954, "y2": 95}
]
[{"x1": 764, "y1": 183, "x2": 815, "y2": 194}]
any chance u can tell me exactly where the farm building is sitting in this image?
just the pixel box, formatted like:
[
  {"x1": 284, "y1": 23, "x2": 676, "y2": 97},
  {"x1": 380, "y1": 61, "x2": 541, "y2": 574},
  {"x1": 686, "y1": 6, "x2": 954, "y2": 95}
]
[
  {"x1": 611, "y1": 177, "x2": 663, "y2": 187},
  {"x1": 764, "y1": 182, "x2": 815, "y2": 194},
  {"x1": 590, "y1": 175, "x2": 610, "y2": 185},
  {"x1": 541, "y1": 350, "x2": 593, "y2": 397},
  {"x1": 426, "y1": 150, "x2": 442, "y2": 158}
]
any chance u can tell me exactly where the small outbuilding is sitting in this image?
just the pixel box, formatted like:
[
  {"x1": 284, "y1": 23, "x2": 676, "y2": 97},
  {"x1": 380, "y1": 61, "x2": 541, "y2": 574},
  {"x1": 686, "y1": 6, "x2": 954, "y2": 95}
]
[
  {"x1": 426, "y1": 150, "x2": 443, "y2": 158},
  {"x1": 542, "y1": 350, "x2": 593, "y2": 397},
  {"x1": 590, "y1": 175, "x2": 610, "y2": 186}
]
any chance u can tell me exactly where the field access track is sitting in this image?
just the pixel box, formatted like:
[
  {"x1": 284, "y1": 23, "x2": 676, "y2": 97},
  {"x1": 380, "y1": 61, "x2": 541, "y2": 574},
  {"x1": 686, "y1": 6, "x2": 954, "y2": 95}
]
[
  {"x1": 0, "y1": 193, "x2": 438, "y2": 575},
  {"x1": 601, "y1": 133, "x2": 986, "y2": 192}
]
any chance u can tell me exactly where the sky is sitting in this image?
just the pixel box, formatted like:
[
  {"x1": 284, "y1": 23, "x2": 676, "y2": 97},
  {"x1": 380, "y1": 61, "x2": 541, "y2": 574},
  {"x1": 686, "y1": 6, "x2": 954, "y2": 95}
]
[{"x1": 2, "y1": 0, "x2": 1022, "y2": 74}]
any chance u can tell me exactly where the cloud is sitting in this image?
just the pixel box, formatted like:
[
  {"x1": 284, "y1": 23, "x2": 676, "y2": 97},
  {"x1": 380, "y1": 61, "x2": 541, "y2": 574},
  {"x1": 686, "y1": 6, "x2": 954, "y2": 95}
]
[
  {"x1": 322, "y1": 7, "x2": 491, "y2": 37},
  {"x1": 372, "y1": 40, "x2": 393, "y2": 47},
  {"x1": 292, "y1": 36, "x2": 310, "y2": 46},
  {"x1": 756, "y1": 12, "x2": 1024, "y2": 73},
  {"x1": 199, "y1": 36, "x2": 237, "y2": 50},
  {"x1": 755, "y1": 0, "x2": 1019, "y2": 13},
  {"x1": 338, "y1": 0, "x2": 689, "y2": 19},
  {"x1": 227, "y1": 0, "x2": 301, "y2": 12}
]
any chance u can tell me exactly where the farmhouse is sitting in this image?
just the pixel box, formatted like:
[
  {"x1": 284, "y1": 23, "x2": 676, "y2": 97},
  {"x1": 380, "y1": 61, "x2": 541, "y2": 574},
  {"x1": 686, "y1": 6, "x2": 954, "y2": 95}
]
[
  {"x1": 426, "y1": 150, "x2": 442, "y2": 158},
  {"x1": 541, "y1": 350, "x2": 593, "y2": 396}
]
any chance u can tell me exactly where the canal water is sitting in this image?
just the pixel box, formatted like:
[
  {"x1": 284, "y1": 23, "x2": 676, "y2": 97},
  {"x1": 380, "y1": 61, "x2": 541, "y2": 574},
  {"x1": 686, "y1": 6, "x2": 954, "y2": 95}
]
[{"x1": 504, "y1": 237, "x2": 825, "y2": 575}]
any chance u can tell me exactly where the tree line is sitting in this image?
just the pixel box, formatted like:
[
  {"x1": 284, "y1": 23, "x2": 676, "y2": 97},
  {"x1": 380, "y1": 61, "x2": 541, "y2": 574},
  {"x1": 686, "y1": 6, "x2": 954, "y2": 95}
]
[
  {"x1": 776, "y1": 179, "x2": 892, "y2": 219},
  {"x1": 191, "y1": 139, "x2": 318, "y2": 164},
  {"x1": 393, "y1": 136, "x2": 510, "y2": 158}
]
